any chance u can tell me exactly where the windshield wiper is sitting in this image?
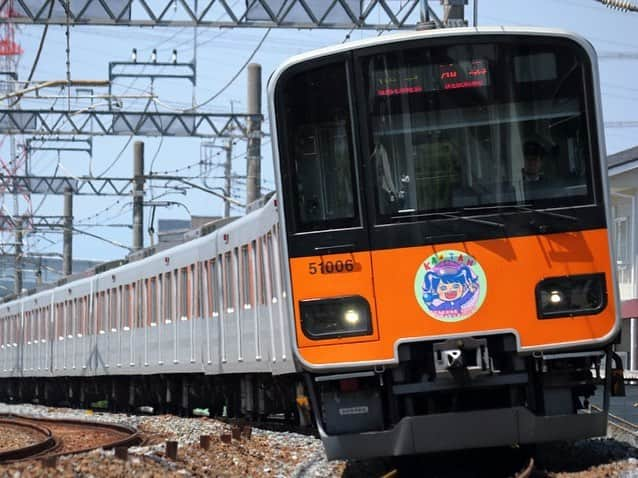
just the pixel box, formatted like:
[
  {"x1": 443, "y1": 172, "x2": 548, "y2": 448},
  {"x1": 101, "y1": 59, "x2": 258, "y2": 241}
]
[
  {"x1": 392, "y1": 210, "x2": 504, "y2": 229},
  {"x1": 462, "y1": 204, "x2": 580, "y2": 222}
]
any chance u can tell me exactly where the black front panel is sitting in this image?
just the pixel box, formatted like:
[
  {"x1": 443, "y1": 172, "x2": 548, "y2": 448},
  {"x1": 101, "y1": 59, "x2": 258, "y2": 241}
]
[
  {"x1": 353, "y1": 35, "x2": 606, "y2": 251},
  {"x1": 275, "y1": 34, "x2": 606, "y2": 258},
  {"x1": 275, "y1": 57, "x2": 370, "y2": 258}
]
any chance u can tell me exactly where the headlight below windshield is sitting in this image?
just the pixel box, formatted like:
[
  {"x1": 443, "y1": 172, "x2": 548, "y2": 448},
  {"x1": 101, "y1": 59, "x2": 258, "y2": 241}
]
[
  {"x1": 536, "y1": 273, "x2": 607, "y2": 319},
  {"x1": 299, "y1": 296, "x2": 372, "y2": 339}
]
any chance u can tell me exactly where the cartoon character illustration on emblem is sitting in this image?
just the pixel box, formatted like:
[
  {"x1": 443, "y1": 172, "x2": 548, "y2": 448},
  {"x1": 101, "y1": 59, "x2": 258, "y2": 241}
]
[{"x1": 414, "y1": 250, "x2": 487, "y2": 322}]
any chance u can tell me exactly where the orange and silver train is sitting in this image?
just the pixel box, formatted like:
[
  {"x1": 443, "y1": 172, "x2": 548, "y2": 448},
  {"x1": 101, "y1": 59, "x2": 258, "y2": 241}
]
[
  {"x1": 269, "y1": 26, "x2": 622, "y2": 458},
  {"x1": 0, "y1": 26, "x2": 623, "y2": 461}
]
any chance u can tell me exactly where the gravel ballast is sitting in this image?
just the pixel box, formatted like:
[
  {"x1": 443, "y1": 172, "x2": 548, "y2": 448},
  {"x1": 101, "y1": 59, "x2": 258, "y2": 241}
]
[{"x1": 0, "y1": 402, "x2": 637, "y2": 477}]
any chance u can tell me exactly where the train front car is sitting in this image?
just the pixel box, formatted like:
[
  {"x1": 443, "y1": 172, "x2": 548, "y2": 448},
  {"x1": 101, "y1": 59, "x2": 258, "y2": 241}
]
[{"x1": 269, "y1": 27, "x2": 620, "y2": 459}]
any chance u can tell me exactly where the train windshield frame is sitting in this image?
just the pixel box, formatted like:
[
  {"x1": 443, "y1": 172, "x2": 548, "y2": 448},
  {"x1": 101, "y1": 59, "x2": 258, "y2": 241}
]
[{"x1": 357, "y1": 37, "x2": 601, "y2": 224}]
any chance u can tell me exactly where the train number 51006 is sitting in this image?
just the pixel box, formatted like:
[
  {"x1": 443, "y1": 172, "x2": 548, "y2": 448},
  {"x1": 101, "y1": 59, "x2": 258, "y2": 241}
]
[{"x1": 308, "y1": 259, "x2": 354, "y2": 275}]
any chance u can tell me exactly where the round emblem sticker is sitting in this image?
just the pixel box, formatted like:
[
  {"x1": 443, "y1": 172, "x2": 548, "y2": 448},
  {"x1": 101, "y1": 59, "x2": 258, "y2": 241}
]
[{"x1": 414, "y1": 250, "x2": 487, "y2": 322}]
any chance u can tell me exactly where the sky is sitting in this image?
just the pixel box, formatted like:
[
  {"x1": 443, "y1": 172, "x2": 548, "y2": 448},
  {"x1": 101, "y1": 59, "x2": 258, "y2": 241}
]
[{"x1": 3, "y1": 0, "x2": 638, "y2": 265}]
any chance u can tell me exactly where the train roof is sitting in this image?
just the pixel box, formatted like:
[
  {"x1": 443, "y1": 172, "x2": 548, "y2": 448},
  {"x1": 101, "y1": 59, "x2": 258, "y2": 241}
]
[{"x1": 268, "y1": 26, "x2": 595, "y2": 90}]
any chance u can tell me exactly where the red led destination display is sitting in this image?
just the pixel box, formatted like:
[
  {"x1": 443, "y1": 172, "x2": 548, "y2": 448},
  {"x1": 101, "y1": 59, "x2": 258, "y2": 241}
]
[{"x1": 375, "y1": 59, "x2": 489, "y2": 96}]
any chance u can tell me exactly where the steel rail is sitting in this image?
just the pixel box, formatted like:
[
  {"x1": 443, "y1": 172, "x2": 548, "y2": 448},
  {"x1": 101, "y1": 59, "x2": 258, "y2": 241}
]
[
  {"x1": 0, "y1": 418, "x2": 56, "y2": 462},
  {"x1": 0, "y1": 414, "x2": 142, "y2": 462}
]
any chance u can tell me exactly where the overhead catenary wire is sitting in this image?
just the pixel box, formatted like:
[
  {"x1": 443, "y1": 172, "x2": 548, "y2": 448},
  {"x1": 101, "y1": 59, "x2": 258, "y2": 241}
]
[{"x1": 183, "y1": 28, "x2": 271, "y2": 112}]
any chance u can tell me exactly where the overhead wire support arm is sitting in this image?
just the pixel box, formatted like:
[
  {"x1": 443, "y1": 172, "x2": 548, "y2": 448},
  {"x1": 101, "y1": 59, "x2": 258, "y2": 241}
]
[
  {"x1": 0, "y1": 0, "x2": 428, "y2": 29},
  {"x1": 1, "y1": 175, "x2": 137, "y2": 196},
  {"x1": 0, "y1": 215, "x2": 65, "y2": 230},
  {"x1": 0, "y1": 108, "x2": 256, "y2": 137}
]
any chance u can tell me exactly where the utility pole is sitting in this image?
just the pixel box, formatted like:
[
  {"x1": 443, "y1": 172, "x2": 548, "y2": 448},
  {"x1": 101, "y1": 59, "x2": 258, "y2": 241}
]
[
  {"x1": 63, "y1": 187, "x2": 73, "y2": 276},
  {"x1": 441, "y1": 0, "x2": 468, "y2": 27},
  {"x1": 224, "y1": 138, "x2": 233, "y2": 218},
  {"x1": 133, "y1": 141, "x2": 144, "y2": 251},
  {"x1": 246, "y1": 63, "x2": 262, "y2": 208},
  {"x1": 14, "y1": 218, "x2": 22, "y2": 295}
]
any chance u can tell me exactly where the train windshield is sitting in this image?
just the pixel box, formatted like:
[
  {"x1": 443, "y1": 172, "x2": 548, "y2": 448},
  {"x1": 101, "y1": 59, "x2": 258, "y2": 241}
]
[{"x1": 362, "y1": 40, "x2": 597, "y2": 219}]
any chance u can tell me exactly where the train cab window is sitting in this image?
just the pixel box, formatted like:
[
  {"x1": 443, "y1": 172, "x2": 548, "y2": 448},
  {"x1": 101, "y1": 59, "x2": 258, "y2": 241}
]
[
  {"x1": 361, "y1": 38, "x2": 598, "y2": 220},
  {"x1": 278, "y1": 60, "x2": 359, "y2": 232}
]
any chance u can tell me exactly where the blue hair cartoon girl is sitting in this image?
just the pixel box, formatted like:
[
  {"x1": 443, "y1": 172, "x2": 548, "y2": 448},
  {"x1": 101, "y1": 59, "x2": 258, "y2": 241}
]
[{"x1": 422, "y1": 262, "x2": 480, "y2": 318}]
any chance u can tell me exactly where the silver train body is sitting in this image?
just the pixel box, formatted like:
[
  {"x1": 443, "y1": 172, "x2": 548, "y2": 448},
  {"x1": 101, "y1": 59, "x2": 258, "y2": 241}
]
[{"x1": 0, "y1": 197, "x2": 296, "y2": 380}]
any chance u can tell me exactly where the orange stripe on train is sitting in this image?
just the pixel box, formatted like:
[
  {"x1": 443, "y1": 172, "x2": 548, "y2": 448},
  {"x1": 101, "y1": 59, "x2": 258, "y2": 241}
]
[{"x1": 289, "y1": 228, "x2": 617, "y2": 366}]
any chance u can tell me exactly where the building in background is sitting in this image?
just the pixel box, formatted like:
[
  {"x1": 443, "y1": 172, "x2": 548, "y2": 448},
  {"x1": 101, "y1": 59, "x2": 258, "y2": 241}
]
[
  {"x1": 0, "y1": 256, "x2": 100, "y2": 299},
  {"x1": 608, "y1": 145, "x2": 638, "y2": 372}
]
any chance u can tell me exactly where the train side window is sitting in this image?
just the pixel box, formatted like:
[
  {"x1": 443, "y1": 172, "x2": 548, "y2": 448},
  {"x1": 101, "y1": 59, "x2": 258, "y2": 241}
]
[
  {"x1": 150, "y1": 277, "x2": 158, "y2": 326},
  {"x1": 109, "y1": 288, "x2": 117, "y2": 331},
  {"x1": 142, "y1": 279, "x2": 149, "y2": 327},
  {"x1": 115, "y1": 287, "x2": 121, "y2": 332},
  {"x1": 179, "y1": 268, "x2": 188, "y2": 320},
  {"x1": 68, "y1": 300, "x2": 73, "y2": 338},
  {"x1": 127, "y1": 284, "x2": 134, "y2": 330},
  {"x1": 95, "y1": 292, "x2": 101, "y2": 334},
  {"x1": 257, "y1": 237, "x2": 267, "y2": 306},
  {"x1": 33, "y1": 309, "x2": 38, "y2": 343},
  {"x1": 134, "y1": 281, "x2": 142, "y2": 329},
  {"x1": 158, "y1": 274, "x2": 164, "y2": 325},
  {"x1": 105, "y1": 290, "x2": 111, "y2": 332},
  {"x1": 208, "y1": 259, "x2": 219, "y2": 317},
  {"x1": 223, "y1": 252, "x2": 234, "y2": 313},
  {"x1": 55, "y1": 304, "x2": 62, "y2": 340},
  {"x1": 24, "y1": 311, "x2": 30, "y2": 344},
  {"x1": 101, "y1": 292, "x2": 108, "y2": 334},
  {"x1": 71, "y1": 299, "x2": 77, "y2": 338},
  {"x1": 79, "y1": 298, "x2": 85, "y2": 337},
  {"x1": 174, "y1": 269, "x2": 180, "y2": 321},
  {"x1": 46, "y1": 305, "x2": 51, "y2": 341},
  {"x1": 190, "y1": 264, "x2": 196, "y2": 319},
  {"x1": 38, "y1": 308, "x2": 42, "y2": 342},
  {"x1": 241, "y1": 245, "x2": 253, "y2": 310},
  {"x1": 62, "y1": 302, "x2": 67, "y2": 339},
  {"x1": 121, "y1": 286, "x2": 130, "y2": 330},
  {"x1": 163, "y1": 271, "x2": 172, "y2": 324},
  {"x1": 196, "y1": 263, "x2": 204, "y2": 319}
]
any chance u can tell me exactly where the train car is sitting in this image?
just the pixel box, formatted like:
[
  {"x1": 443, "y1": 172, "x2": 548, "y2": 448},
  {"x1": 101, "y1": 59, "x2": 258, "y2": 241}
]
[
  {"x1": 0, "y1": 25, "x2": 624, "y2": 463},
  {"x1": 269, "y1": 26, "x2": 622, "y2": 459},
  {"x1": 0, "y1": 197, "x2": 300, "y2": 417}
]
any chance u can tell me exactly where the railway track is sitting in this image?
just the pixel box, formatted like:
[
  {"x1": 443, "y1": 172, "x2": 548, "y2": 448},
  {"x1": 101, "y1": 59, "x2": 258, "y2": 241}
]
[
  {"x1": 0, "y1": 415, "x2": 142, "y2": 463},
  {"x1": 0, "y1": 418, "x2": 56, "y2": 461},
  {"x1": 591, "y1": 405, "x2": 638, "y2": 446},
  {"x1": 606, "y1": 411, "x2": 638, "y2": 446}
]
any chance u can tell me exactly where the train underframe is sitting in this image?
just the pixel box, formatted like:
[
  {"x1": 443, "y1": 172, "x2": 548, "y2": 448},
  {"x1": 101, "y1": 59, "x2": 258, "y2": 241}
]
[
  {"x1": 305, "y1": 334, "x2": 620, "y2": 460},
  {"x1": 0, "y1": 373, "x2": 305, "y2": 424}
]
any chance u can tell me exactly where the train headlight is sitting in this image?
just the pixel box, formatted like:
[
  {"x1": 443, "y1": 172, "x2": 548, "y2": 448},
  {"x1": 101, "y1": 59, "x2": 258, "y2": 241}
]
[
  {"x1": 536, "y1": 273, "x2": 607, "y2": 319},
  {"x1": 299, "y1": 296, "x2": 372, "y2": 339}
]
